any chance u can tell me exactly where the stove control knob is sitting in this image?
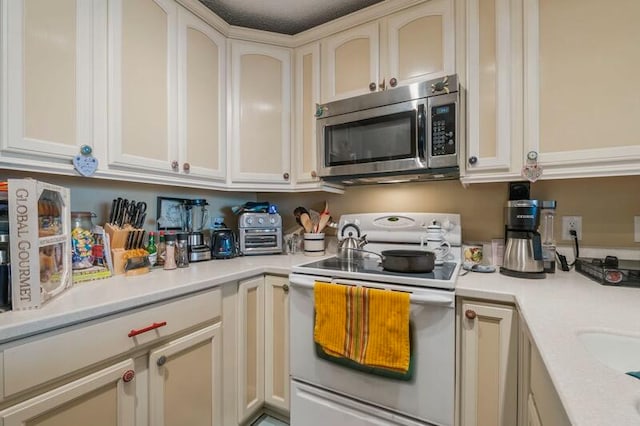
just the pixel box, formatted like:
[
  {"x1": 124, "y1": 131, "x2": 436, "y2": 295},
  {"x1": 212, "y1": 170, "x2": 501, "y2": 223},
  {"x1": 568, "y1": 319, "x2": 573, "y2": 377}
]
[
  {"x1": 246, "y1": 217, "x2": 254, "y2": 226},
  {"x1": 270, "y1": 217, "x2": 276, "y2": 224},
  {"x1": 258, "y1": 217, "x2": 264, "y2": 225}
]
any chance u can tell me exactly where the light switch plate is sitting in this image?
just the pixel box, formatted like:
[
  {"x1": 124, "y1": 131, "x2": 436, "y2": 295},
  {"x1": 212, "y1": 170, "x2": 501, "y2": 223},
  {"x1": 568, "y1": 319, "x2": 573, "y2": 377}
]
[{"x1": 635, "y1": 216, "x2": 640, "y2": 243}]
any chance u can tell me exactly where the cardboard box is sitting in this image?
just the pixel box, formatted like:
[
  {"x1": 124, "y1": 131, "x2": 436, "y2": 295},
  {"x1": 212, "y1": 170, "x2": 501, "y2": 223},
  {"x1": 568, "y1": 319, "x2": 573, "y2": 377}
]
[{"x1": 8, "y1": 179, "x2": 72, "y2": 309}]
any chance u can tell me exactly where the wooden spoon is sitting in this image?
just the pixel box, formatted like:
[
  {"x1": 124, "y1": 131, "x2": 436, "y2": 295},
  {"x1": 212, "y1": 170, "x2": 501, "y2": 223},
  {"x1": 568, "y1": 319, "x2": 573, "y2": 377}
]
[{"x1": 300, "y1": 212, "x2": 314, "y2": 233}]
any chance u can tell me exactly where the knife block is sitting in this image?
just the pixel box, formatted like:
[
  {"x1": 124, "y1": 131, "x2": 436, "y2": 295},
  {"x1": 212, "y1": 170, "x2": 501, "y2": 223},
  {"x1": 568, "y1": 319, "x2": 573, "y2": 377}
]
[{"x1": 104, "y1": 224, "x2": 148, "y2": 275}]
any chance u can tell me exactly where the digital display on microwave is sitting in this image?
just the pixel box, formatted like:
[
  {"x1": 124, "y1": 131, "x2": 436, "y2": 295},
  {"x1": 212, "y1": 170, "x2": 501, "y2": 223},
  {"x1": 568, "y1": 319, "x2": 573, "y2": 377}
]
[{"x1": 435, "y1": 106, "x2": 450, "y2": 115}]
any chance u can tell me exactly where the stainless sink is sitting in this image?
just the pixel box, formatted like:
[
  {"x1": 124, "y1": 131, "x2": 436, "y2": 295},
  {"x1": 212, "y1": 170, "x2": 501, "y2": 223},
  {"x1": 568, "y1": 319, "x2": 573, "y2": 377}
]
[{"x1": 577, "y1": 331, "x2": 640, "y2": 374}]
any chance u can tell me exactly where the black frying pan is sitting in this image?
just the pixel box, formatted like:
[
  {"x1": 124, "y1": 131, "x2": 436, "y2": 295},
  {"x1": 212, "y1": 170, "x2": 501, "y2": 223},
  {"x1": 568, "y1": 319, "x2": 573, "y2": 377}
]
[
  {"x1": 379, "y1": 250, "x2": 436, "y2": 273},
  {"x1": 343, "y1": 248, "x2": 436, "y2": 273}
]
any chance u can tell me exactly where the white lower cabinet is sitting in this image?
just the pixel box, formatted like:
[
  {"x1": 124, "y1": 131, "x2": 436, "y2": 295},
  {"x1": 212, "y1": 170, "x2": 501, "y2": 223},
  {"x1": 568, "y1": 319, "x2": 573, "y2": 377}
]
[
  {"x1": 458, "y1": 299, "x2": 518, "y2": 426},
  {"x1": 519, "y1": 324, "x2": 571, "y2": 426},
  {"x1": 0, "y1": 359, "x2": 136, "y2": 426},
  {"x1": 149, "y1": 323, "x2": 223, "y2": 426},
  {"x1": 0, "y1": 287, "x2": 222, "y2": 425},
  {"x1": 235, "y1": 275, "x2": 290, "y2": 424}
]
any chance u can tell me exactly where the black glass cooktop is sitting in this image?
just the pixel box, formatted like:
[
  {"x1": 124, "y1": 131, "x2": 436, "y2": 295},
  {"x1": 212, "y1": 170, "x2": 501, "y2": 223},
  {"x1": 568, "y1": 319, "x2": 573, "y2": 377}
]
[{"x1": 298, "y1": 256, "x2": 458, "y2": 282}]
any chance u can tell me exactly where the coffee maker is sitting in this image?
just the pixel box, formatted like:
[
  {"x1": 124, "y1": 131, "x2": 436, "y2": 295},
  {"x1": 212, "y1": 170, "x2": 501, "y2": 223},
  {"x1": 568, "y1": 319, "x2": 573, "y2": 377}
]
[
  {"x1": 500, "y1": 199, "x2": 546, "y2": 279},
  {"x1": 181, "y1": 199, "x2": 211, "y2": 262}
]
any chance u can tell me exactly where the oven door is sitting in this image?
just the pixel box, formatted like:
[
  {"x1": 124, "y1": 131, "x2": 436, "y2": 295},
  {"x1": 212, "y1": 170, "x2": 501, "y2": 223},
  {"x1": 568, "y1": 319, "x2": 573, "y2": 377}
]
[
  {"x1": 289, "y1": 273, "x2": 455, "y2": 426},
  {"x1": 317, "y1": 99, "x2": 427, "y2": 178}
]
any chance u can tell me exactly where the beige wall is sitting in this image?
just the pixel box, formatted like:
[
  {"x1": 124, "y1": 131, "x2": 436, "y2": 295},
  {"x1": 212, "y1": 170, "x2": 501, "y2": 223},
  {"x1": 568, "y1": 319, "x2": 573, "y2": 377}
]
[{"x1": 260, "y1": 176, "x2": 640, "y2": 248}]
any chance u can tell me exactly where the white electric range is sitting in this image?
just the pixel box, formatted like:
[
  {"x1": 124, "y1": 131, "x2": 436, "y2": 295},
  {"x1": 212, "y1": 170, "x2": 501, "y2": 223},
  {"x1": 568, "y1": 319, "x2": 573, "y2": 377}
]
[{"x1": 289, "y1": 212, "x2": 462, "y2": 426}]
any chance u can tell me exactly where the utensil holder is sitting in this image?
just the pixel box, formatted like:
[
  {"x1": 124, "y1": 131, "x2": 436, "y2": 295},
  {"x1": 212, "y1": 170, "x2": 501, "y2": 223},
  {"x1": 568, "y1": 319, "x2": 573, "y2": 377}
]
[{"x1": 303, "y1": 233, "x2": 325, "y2": 256}]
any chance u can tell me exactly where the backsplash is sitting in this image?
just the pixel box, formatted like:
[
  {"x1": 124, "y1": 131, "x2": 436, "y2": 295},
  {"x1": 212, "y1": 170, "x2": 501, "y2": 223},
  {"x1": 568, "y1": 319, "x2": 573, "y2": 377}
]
[
  {"x1": 2, "y1": 169, "x2": 638, "y2": 248},
  {"x1": 0, "y1": 169, "x2": 256, "y2": 230},
  {"x1": 260, "y1": 176, "x2": 640, "y2": 248}
]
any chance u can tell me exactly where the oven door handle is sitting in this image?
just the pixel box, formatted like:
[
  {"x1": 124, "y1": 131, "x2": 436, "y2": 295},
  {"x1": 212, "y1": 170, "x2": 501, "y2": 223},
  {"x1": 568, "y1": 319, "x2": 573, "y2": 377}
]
[{"x1": 288, "y1": 274, "x2": 454, "y2": 307}]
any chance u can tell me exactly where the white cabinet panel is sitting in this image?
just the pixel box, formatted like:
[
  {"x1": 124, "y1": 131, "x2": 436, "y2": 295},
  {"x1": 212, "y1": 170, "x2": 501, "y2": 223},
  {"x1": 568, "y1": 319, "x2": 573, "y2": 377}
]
[
  {"x1": 229, "y1": 41, "x2": 292, "y2": 186},
  {"x1": 523, "y1": 0, "x2": 640, "y2": 179},
  {"x1": 459, "y1": 300, "x2": 518, "y2": 426},
  {"x1": 149, "y1": 323, "x2": 223, "y2": 426},
  {"x1": 0, "y1": 359, "x2": 136, "y2": 426},
  {"x1": 1, "y1": 0, "x2": 102, "y2": 169}
]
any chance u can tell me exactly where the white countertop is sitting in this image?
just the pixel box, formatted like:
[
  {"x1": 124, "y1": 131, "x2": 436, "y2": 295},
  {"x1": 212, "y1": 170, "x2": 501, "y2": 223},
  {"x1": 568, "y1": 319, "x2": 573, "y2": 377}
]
[
  {"x1": 1, "y1": 253, "x2": 639, "y2": 425},
  {"x1": 0, "y1": 253, "x2": 313, "y2": 344},
  {"x1": 457, "y1": 269, "x2": 640, "y2": 426}
]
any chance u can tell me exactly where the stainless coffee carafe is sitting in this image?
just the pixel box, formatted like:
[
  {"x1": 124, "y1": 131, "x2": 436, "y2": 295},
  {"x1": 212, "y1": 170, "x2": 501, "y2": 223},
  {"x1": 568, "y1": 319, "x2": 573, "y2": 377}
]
[{"x1": 500, "y1": 199, "x2": 546, "y2": 279}]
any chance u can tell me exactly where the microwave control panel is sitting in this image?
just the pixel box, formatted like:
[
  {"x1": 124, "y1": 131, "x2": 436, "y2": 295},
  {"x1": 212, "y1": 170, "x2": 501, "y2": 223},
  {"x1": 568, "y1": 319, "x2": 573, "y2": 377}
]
[{"x1": 431, "y1": 103, "x2": 456, "y2": 157}]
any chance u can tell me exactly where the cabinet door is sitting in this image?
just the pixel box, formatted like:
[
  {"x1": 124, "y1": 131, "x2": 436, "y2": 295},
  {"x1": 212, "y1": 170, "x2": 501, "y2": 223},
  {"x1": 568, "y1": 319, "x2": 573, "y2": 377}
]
[
  {"x1": 237, "y1": 276, "x2": 265, "y2": 423},
  {"x1": 229, "y1": 41, "x2": 292, "y2": 186},
  {"x1": 385, "y1": 0, "x2": 455, "y2": 88},
  {"x1": 264, "y1": 275, "x2": 290, "y2": 413},
  {"x1": 293, "y1": 43, "x2": 321, "y2": 184},
  {"x1": 149, "y1": 323, "x2": 223, "y2": 426},
  {"x1": 177, "y1": 8, "x2": 226, "y2": 181},
  {"x1": 0, "y1": 359, "x2": 135, "y2": 426},
  {"x1": 524, "y1": 0, "x2": 640, "y2": 178},
  {"x1": 460, "y1": 301, "x2": 518, "y2": 426},
  {"x1": 108, "y1": 0, "x2": 178, "y2": 174},
  {"x1": 462, "y1": 0, "x2": 523, "y2": 181},
  {"x1": 321, "y1": 22, "x2": 379, "y2": 102},
  {"x1": 527, "y1": 394, "x2": 543, "y2": 426},
  {"x1": 1, "y1": 0, "x2": 99, "y2": 168}
]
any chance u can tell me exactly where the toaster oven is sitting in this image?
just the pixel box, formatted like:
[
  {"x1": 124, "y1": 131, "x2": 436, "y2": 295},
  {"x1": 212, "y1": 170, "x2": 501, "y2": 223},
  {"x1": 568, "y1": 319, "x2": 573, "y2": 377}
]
[{"x1": 238, "y1": 213, "x2": 283, "y2": 255}]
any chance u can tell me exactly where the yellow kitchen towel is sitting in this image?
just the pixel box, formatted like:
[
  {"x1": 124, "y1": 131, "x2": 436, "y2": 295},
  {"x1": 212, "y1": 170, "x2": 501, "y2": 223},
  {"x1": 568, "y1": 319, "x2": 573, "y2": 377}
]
[{"x1": 314, "y1": 281, "x2": 411, "y2": 373}]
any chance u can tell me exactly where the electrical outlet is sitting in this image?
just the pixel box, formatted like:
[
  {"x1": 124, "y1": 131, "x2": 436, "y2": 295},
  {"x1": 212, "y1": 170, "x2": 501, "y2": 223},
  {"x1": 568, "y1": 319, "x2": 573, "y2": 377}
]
[
  {"x1": 561, "y1": 216, "x2": 582, "y2": 240},
  {"x1": 635, "y1": 216, "x2": 640, "y2": 243}
]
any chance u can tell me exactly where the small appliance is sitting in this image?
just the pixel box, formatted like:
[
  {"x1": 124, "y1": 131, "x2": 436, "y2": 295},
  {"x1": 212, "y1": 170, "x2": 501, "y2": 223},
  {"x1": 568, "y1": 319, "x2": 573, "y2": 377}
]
[
  {"x1": 500, "y1": 199, "x2": 545, "y2": 278},
  {"x1": 238, "y1": 213, "x2": 282, "y2": 255},
  {"x1": 181, "y1": 199, "x2": 212, "y2": 262},
  {"x1": 210, "y1": 228, "x2": 239, "y2": 259},
  {"x1": 316, "y1": 75, "x2": 460, "y2": 184}
]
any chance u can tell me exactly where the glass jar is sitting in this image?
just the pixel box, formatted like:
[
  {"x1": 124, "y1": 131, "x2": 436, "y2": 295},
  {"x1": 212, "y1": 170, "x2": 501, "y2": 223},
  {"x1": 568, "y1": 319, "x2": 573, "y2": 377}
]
[
  {"x1": 163, "y1": 233, "x2": 177, "y2": 270},
  {"x1": 176, "y1": 232, "x2": 189, "y2": 268},
  {"x1": 70, "y1": 212, "x2": 96, "y2": 270}
]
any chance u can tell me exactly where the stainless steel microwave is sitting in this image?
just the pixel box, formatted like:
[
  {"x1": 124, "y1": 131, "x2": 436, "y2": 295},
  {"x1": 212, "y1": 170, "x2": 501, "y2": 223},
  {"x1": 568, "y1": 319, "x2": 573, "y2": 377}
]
[{"x1": 316, "y1": 75, "x2": 460, "y2": 184}]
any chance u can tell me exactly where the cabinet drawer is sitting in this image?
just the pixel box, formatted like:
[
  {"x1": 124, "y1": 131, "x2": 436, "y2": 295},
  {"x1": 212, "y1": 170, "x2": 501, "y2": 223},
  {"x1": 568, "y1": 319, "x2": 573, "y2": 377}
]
[{"x1": 2, "y1": 288, "x2": 221, "y2": 399}]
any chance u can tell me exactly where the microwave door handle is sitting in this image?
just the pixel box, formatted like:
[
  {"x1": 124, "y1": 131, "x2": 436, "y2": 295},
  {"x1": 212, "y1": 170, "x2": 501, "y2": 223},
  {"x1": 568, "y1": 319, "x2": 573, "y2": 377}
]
[{"x1": 417, "y1": 103, "x2": 426, "y2": 160}]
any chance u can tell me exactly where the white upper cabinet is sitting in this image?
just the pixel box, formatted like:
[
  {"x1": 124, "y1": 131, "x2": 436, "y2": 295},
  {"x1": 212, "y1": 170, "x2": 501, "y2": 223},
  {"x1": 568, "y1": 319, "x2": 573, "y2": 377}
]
[
  {"x1": 108, "y1": 0, "x2": 226, "y2": 183},
  {"x1": 321, "y1": 0, "x2": 454, "y2": 102},
  {"x1": 108, "y1": 0, "x2": 178, "y2": 174},
  {"x1": 1, "y1": 0, "x2": 105, "y2": 172},
  {"x1": 293, "y1": 42, "x2": 321, "y2": 185},
  {"x1": 523, "y1": 0, "x2": 640, "y2": 179},
  {"x1": 229, "y1": 40, "x2": 292, "y2": 187},
  {"x1": 384, "y1": 0, "x2": 455, "y2": 88},
  {"x1": 460, "y1": 0, "x2": 524, "y2": 183},
  {"x1": 177, "y1": 8, "x2": 226, "y2": 182},
  {"x1": 321, "y1": 21, "x2": 380, "y2": 102}
]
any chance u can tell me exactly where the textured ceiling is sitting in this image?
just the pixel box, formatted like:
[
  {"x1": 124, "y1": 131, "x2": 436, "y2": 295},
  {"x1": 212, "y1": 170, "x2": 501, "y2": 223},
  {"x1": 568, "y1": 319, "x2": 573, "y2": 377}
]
[{"x1": 199, "y1": 0, "x2": 384, "y2": 35}]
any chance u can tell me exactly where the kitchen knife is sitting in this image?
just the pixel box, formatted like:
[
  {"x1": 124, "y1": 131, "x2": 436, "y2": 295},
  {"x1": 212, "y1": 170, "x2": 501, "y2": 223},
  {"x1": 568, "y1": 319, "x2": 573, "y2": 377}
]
[
  {"x1": 108, "y1": 199, "x2": 117, "y2": 224},
  {"x1": 113, "y1": 198, "x2": 123, "y2": 226}
]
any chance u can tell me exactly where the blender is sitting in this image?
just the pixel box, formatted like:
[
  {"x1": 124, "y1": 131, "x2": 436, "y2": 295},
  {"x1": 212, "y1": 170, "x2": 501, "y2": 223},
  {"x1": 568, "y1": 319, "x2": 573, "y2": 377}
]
[
  {"x1": 500, "y1": 199, "x2": 546, "y2": 279},
  {"x1": 181, "y1": 199, "x2": 211, "y2": 262}
]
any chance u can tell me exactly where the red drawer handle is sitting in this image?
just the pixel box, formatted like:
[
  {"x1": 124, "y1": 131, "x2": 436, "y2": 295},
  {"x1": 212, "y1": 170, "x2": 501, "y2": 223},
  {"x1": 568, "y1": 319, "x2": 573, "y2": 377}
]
[{"x1": 128, "y1": 321, "x2": 167, "y2": 338}]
